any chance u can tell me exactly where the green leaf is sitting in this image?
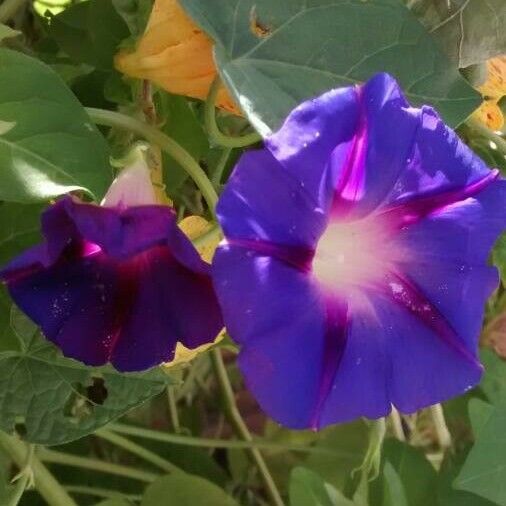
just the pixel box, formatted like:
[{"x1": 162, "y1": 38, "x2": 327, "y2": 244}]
[
  {"x1": 94, "y1": 500, "x2": 131, "y2": 506},
  {"x1": 455, "y1": 401, "x2": 506, "y2": 505},
  {"x1": 141, "y1": 474, "x2": 240, "y2": 506},
  {"x1": 180, "y1": 0, "x2": 480, "y2": 135},
  {"x1": 112, "y1": 0, "x2": 153, "y2": 38},
  {"x1": 468, "y1": 398, "x2": 494, "y2": 437},
  {"x1": 289, "y1": 467, "x2": 354, "y2": 506},
  {"x1": 49, "y1": 0, "x2": 130, "y2": 70},
  {"x1": 0, "y1": 288, "x2": 20, "y2": 353},
  {"x1": 382, "y1": 462, "x2": 408, "y2": 506},
  {"x1": 382, "y1": 439, "x2": 437, "y2": 506},
  {"x1": 158, "y1": 93, "x2": 209, "y2": 197},
  {"x1": 0, "y1": 48, "x2": 111, "y2": 203},
  {"x1": 406, "y1": 0, "x2": 506, "y2": 68},
  {"x1": 437, "y1": 448, "x2": 497, "y2": 506},
  {"x1": 304, "y1": 419, "x2": 369, "y2": 492},
  {"x1": 0, "y1": 24, "x2": 21, "y2": 43},
  {"x1": 479, "y1": 348, "x2": 506, "y2": 405},
  {"x1": 0, "y1": 203, "x2": 42, "y2": 265},
  {"x1": 492, "y1": 237, "x2": 506, "y2": 296},
  {"x1": 0, "y1": 318, "x2": 174, "y2": 445}
]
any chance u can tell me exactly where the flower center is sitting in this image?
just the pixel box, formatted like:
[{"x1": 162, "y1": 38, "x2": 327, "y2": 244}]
[{"x1": 312, "y1": 219, "x2": 391, "y2": 291}]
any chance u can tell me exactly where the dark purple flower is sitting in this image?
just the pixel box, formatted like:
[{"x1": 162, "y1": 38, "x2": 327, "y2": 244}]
[
  {"x1": 212, "y1": 74, "x2": 506, "y2": 430},
  {"x1": 0, "y1": 158, "x2": 223, "y2": 371}
]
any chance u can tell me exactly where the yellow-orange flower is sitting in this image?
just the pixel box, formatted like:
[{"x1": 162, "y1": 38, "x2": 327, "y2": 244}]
[
  {"x1": 115, "y1": 0, "x2": 240, "y2": 114},
  {"x1": 473, "y1": 56, "x2": 506, "y2": 131}
]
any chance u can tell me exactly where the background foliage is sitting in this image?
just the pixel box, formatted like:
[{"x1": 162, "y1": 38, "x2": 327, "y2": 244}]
[{"x1": 0, "y1": 0, "x2": 504, "y2": 505}]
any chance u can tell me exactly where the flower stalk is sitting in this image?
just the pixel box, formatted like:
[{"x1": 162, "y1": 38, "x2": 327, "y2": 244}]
[
  {"x1": 210, "y1": 349, "x2": 285, "y2": 506},
  {"x1": 205, "y1": 77, "x2": 262, "y2": 148},
  {"x1": 85, "y1": 107, "x2": 219, "y2": 214},
  {"x1": 0, "y1": 432, "x2": 77, "y2": 506}
]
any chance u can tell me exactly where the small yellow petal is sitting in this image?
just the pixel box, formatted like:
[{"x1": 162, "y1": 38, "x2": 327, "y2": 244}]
[
  {"x1": 479, "y1": 56, "x2": 506, "y2": 100},
  {"x1": 115, "y1": 0, "x2": 240, "y2": 115},
  {"x1": 179, "y1": 215, "x2": 221, "y2": 263},
  {"x1": 473, "y1": 100, "x2": 505, "y2": 131},
  {"x1": 163, "y1": 329, "x2": 225, "y2": 369}
]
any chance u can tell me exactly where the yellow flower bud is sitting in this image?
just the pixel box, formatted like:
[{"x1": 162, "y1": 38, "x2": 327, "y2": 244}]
[{"x1": 115, "y1": 0, "x2": 240, "y2": 114}]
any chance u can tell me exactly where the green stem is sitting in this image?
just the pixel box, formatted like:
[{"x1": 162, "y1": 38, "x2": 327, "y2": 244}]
[
  {"x1": 107, "y1": 422, "x2": 342, "y2": 456},
  {"x1": 467, "y1": 117, "x2": 506, "y2": 154},
  {"x1": 211, "y1": 147, "x2": 232, "y2": 188},
  {"x1": 205, "y1": 77, "x2": 262, "y2": 148},
  {"x1": 7, "y1": 472, "x2": 29, "y2": 506},
  {"x1": 95, "y1": 428, "x2": 179, "y2": 473},
  {"x1": 86, "y1": 107, "x2": 219, "y2": 214},
  {"x1": 0, "y1": 432, "x2": 77, "y2": 506},
  {"x1": 38, "y1": 448, "x2": 158, "y2": 483},
  {"x1": 0, "y1": 0, "x2": 28, "y2": 23},
  {"x1": 166, "y1": 387, "x2": 181, "y2": 433},
  {"x1": 211, "y1": 349, "x2": 284, "y2": 506},
  {"x1": 64, "y1": 485, "x2": 142, "y2": 502}
]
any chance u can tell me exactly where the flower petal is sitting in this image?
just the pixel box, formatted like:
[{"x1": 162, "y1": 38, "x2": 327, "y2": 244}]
[
  {"x1": 217, "y1": 149, "x2": 326, "y2": 250},
  {"x1": 1, "y1": 197, "x2": 223, "y2": 371},
  {"x1": 265, "y1": 85, "x2": 358, "y2": 209},
  {"x1": 392, "y1": 181, "x2": 506, "y2": 345},
  {"x1": 213, "y1": 244, "x2": 330, "y2": 428},
  {"x1": 110, "y1": 246, "x2": 223, "y2": 371},
  {"x1": 6, "y1": 252, "x2": 118, "y2": 366},
  {"x1": 383, "y1": 106, "x2": 492, "y2": 206}
]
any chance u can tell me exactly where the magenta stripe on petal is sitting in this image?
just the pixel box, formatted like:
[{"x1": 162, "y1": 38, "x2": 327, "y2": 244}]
[
  {"x1": 378, "y1": 170, "x2": 500, "y2": 229},
  {"x1": 226, "y1": 238, "x2": 314, "y2": 272},
  {"x1": 382, "y1": 271, "x2": 482, "y2": 368},
  {"x1": 331, "y1": 88, "x2": 368, "y2": 217},
  {"x1": 311, "y1": 294, "x2": 348, "y2": 430}
]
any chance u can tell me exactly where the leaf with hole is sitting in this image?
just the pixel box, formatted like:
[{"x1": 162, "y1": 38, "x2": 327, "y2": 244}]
[
  {"x1": 180, "y1": 0, "x2": 480, "y2": 135},
  {"x1": 0, "y1": 313, "x2": 175, "y2": 445}
]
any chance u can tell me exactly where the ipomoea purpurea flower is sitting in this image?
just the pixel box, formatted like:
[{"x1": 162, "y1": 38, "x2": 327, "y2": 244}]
[
  {"x1": 212, "y1": 73, "x2": 506, "y2": 430},
  {"x1": 0, "y1": 156, "x2": 223, "y2": 371}
]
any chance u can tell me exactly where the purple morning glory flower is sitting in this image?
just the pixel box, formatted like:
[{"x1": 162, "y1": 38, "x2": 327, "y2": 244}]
[
  {"x1": 0, "y1": 157, "x2": 223, "y2": 371},
  {"x1": 212, "y1": 74, "x2": 506, "y2": 430}
]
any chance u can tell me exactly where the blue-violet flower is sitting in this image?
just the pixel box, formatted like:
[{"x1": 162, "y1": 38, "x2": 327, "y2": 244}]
[
  {"x1": 212, "y1": 74, "x2": 506, "y2": 429},
  {"x1": 0, "y1": 156, "x2": 223, "y2": 371}
]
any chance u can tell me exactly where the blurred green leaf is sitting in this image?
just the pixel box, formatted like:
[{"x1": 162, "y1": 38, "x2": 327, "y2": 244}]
[
  {"x1": 304, "y1": 420, "x2": 369, "y2": 492},
  {"x1": 141, "y1": 474, "x2": 239, "y2": 506},
  {"x1": 382, "y1": 439, "x2": 437, "y2": 506},
  {"x1": 112, "y1": 0, "x2": 153, "y2": 38},
  {"x1": 0, "y1": 203, "x2": 42, "y2": 265},
  {"x1": 468, "y1": 398, "x2": 494, "y2": 437},
  {"x1": 382, "y1": 462, "x2": 408, "y2": 506},
  {"x1": 94, "y1": 500, "x2": 132, "y2": 506},
  {"x1": 181, "y1": 0, "x2": 479, "y2": 135},
  {"x1": 0, "y1": 288, "x2": 20, "y2": 353},
  {"x1": 492, "y1": 234, "x2": 506, "y2": 284},
  {"x1": 289, "y1": 467, "x2": 354, "y2": 506},
  {"x1": 0, "y1": 24, "x2": 21, "y2": 43},
  {"x1": 437, "y1": 448, "x2": 497, "y2": 506},
  {"x1": 406, "y1": 0, "x2": 506, "y2": 68},
  {"x1": 0, "y1": 48, "x2": 111, "y2": 202},
  {"x1": 0, "y1": 314, "x2": 175, "y2": 445},
  {"x1": 49, "y1": 0, "x2": 130, "y2": 70},
  {"x1": 455, "y1": 400, "x2": 506, "y2": 505},
  {"x1": 157, "y1": 93, "x2": 209, "y2": 198},
  {"x1": 480, "y1": 348, "x2": 506, "y2": 405}
]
